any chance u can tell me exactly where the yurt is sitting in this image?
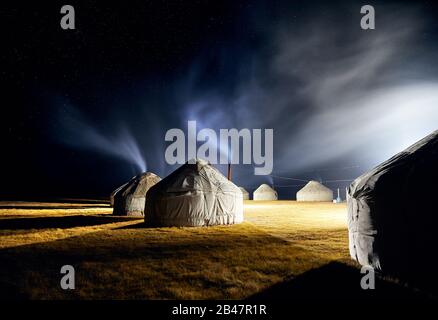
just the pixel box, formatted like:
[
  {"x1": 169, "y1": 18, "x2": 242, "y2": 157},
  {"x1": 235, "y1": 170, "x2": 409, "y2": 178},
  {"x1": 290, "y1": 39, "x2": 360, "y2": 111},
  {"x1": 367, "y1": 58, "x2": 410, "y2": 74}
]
[
  {"x1": 112, "y1": 172, "x2": 161, "y2": 216},
  {"x1": 253, "y1": 184, "x2": 278, "y2": 200},
  {"x1": 145, "y1": 159, "x2": 243, "y2": 227},
  {"x1": 296, "y1": 181, "x2": 333, "y2": 202},
  {"x1": 239, "y1": 187, "x2": 250, "y2": 200},
  {"x1": 347, "y1": 130, "x2": 438, "y2": 286}
]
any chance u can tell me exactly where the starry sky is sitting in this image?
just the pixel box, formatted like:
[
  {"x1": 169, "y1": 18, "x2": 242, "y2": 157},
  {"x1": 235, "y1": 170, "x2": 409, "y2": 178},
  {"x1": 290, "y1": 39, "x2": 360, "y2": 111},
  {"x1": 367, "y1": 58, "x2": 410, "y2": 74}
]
[{"x1": 2, "y1": 0, "x2": 438, "y2": 199}]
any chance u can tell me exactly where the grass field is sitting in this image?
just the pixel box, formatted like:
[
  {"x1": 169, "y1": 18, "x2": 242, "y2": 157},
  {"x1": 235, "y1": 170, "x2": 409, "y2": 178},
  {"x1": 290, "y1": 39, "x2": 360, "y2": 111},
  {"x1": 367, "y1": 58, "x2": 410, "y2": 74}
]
[{"x1": 0, "y1": 200, "x2": 426, "y2": 300}]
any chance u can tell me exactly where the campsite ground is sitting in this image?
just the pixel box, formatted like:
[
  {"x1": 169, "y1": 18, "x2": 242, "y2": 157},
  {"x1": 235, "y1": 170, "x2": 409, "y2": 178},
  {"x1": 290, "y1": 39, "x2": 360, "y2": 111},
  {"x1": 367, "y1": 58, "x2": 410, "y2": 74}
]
[{"x1": 0, "y1": 201, "x2": 427, "y2": 300}]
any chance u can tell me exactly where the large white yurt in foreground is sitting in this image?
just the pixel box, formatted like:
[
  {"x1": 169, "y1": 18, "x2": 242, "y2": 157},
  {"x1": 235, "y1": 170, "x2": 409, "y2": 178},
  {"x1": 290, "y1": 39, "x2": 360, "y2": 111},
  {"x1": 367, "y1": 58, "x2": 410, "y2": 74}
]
[
  {"x1": 296, "y1": 180, "x2": 333, "y2": 202},
  {"x1": 239, "y1": 187, "x2": 250, "y2": 200},
  {"x1": 253, "y1": 184, "x2": 278, "y2": 200},
  {"x1": 145, "y1": 159, "x2": 243, "y2": 227},
  {"x1": 112, "y1": 172, "x2": 161, "y2": 216}
]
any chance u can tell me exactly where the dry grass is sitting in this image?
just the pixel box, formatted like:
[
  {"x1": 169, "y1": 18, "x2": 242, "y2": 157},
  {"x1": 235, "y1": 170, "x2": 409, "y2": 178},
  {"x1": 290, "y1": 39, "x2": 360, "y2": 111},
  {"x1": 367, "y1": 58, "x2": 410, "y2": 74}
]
[
  {"x1": 244, "y1": 201, "x2": 348, "y2": 259},
  {"x1": 0, "y1": 201, "x2": 110, "y2": 208},
  {"x1": 0, "y1": 201, "x2": 112, "y2": 218},
  {"x1": 0, "y1": 200, "x2": 354, "y2": 299}
]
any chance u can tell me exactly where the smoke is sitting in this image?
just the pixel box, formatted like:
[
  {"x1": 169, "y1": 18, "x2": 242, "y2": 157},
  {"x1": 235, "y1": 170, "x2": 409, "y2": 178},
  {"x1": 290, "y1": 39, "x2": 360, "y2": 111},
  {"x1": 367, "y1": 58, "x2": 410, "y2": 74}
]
[
  {"x1": 265, "y1": 7, "x2": 438, "y2": 172},
  {"x1": 279, "y1": 83, "x2": 438, "y2": 170},
  {"x1": 51, "y1": 1, "x2": 438, "y2": 193},
  {"x1": 57, "y1": 105, "x2": 147, "y2": 173},
  {"x1": 181, "y1": 3, "x2": 438, "y2": 181}
]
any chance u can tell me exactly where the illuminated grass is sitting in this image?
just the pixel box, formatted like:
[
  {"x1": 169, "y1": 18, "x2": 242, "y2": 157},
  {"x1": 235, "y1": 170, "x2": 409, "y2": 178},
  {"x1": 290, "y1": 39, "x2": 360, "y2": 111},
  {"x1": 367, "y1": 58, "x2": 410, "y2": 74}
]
[{"x1": 0, "y1": 201, "x2": 352, "y2": 299}]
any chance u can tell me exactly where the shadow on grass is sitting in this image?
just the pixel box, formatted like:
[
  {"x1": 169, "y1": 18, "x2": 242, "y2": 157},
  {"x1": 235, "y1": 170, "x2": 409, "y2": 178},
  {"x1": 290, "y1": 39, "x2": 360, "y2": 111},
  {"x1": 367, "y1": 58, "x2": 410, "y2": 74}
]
[
  {"x1": 0, "y1": 205, "x2": 110, "y2": 209},
  {"x1": 0, "y1": 215, "x2": 140, "y2": 230},
  {"x1": 248, "y1": 261, "x2": 434, "y2": 300},
  {"x1": 115, "y1": 222, "x2": 147, "y2": 229},
  {"x1": 0, "y1": 227, "x2": 283, "y2": 299},
  {"x1": 0, "y1": 226, "x2": 436, "y2": 300}
]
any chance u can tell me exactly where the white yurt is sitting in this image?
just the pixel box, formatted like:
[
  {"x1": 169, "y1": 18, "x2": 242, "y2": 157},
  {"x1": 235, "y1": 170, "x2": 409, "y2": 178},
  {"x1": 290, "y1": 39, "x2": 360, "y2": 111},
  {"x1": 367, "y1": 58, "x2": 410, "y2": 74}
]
[
  {"x1": 239, "y1": 187, "x2": 250, "y2": 200},
  {"x1": 112, "y1": 172, "x2": 161, "y2": 216},
  {"x1": 253, "y1": 184, "x2": 278, "y2": 200},
  {"x1": 145, "y1": 159, "x2": 243, "y2": 227},
  {"x1": 296, "y1": 180, "x2": 333, "y2": 202}
]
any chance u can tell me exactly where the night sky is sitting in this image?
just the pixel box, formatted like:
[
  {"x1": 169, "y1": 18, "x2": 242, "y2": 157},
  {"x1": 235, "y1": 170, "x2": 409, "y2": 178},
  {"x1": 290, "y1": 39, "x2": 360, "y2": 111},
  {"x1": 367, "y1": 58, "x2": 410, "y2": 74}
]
[{"x1": 2, "y1": 0, "x2": 438, "y2": 200}]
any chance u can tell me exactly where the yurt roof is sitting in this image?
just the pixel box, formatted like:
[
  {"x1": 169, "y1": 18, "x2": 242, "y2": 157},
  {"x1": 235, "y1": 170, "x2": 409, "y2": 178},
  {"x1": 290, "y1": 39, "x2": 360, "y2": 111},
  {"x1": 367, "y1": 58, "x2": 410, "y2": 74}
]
[
  {"x1": 113, "y1": 172, "x2": 161, "y2": 198},
  {"x1": 297, "y1": 180, "x2": 332, "y2": 193},
  {"x1": 254, "y1": 184, "x2": 276, "y2": 193},
  {"x1": 111, "y1": 182, "x2": 128, "y2": 198},
  {"x1": 350, "y1": 130, "x2": 438, "y2": 196},
  {"x1": 148, "y1": 159, "x2": 239, "y2": 194}
]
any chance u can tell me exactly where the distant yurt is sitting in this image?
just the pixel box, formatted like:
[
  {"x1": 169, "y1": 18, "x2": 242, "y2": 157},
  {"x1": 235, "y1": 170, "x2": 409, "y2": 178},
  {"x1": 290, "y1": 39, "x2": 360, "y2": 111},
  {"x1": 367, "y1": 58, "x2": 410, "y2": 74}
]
[
  {"x1": 253, "y1": 184, "x2": 278, "y2": 200},
  {"x1": 296, "y1": 181, "x2": 333, "y2": 202},
  {"x1": 239, "y1": 187, "x2": 250, "y2": 200},
  {"x1": 347, "y1": 130, "x2": 438, "y2": 286},
  {"x1": 112, "y1": 172, "x2": 161, "y2": 217},
  {"x1": 145, "y1": 159, "x2": 243, "y2": 227}
]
